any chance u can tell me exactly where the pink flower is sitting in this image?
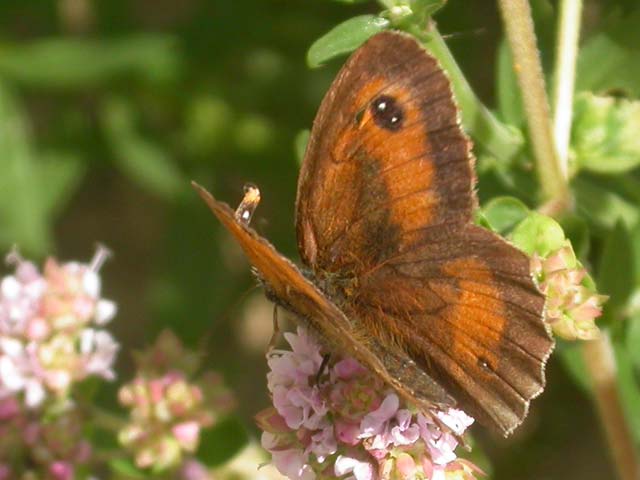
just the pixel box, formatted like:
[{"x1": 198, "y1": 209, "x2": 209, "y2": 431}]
[
  {"x1": 259, "y1": 327, "x2": 480, "y2": 480},
  {"x1": 532, "y1": 243, "x2": 606, "y2": 340},
  {"x1": 118, "y1": 331, "x2": 235, "y2": 471},
  {"x1": 0, "y1": 247, "x2": 119, "y2": 407}
]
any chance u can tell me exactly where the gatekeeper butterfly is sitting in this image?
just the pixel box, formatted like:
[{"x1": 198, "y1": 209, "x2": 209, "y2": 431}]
[{"x1": 193, "y1": 31, "x2": 553, "y2": 436}]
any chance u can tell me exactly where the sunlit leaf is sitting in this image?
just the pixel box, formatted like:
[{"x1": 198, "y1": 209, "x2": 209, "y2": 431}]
[
  {"x1": 480, "y1": 196, "x2": 529, "y2": 235},
  {"x1": 307, "y1": 15, "x2": 390, "y2": 68},
  {"x1": 509, "y1": 212, "x2": 566, "y2": 256},
  {"x1": 571, "y1": 93, "x2": 640, "y2": 174}
]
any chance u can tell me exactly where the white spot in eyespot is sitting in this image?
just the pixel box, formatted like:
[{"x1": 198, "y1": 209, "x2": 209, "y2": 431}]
[
  {"x1": 242, "y1": 210, "x2": 250, "y2": 220},
  {"x1": 377, "y1": 101, "x2": 387, "y2": 111}
]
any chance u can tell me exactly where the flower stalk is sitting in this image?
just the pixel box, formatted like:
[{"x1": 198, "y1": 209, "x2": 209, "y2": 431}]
[
  {"x1": 497, "y1": 0, "x2": 570, "y2": 208},
  {"x1": 499, "y1": 1, "x2": 640, "y2": 478}
]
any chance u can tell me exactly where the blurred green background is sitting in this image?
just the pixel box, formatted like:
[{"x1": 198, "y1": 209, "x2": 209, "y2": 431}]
[{"x1": 0, "y1": 1, "x2": 630, "y2": 478}]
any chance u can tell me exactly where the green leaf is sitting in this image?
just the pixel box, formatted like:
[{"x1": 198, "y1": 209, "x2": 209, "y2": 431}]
[
  {"x1": 197, "y1": 415, "x2": 249, "y2": 467},
  {"x1": 509, "y1": 212, "x2": 566, "y2": 256},
  {"x1": 37, "y1": 151, "x2": 85, "y2": 218},
  {"x1": 560, "y1": 214, "x2": 591, "y2": 260},
  {"x1": 627, "y1": 289, "x2": 640, "y2": 368},
  {"x1": 496, "y1": 41, "x2": 524, "y2": 126},
  {"x1": 573, "y1": 176, "x2": 639, "y2": 231},
  {"x1": 598, "y1": 221, "x2": 635, "y2": 320},
  {"x1": 571, "y1": 93, "x2": 640, "y2": 174},
  {"x1": 0, "y1": 35, "x2": 181, "y2": 89},
  {"x1": 411, "y1": 0, "x2": 448, "y2": 17},
  {"x1": 576, "y1": 9, "x2": 640, "y2": 97},
  {"x1": 558, "y1": 343, "x2": 591, "y2": 392},
  {"x1": 0, "y1": 82, "x2": 50, "y2": 254},
  {"x1": 480, "y1": 196, "x2": 529, "y2": 235},
  {"x1": 109, "y1": 458, "x2": 148, "y2": 478},
  {"x1": 294, "y1": 129, "x2": 310, "y2": 165},
  {"x1": 102, "y1": 98, "x2": 185, "y2": 199},
  {"x1": 307, "y1": 15, "x2": 390, "y2": 68}
]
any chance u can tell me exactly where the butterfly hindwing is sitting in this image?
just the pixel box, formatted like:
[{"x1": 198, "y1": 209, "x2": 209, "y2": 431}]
[{"x1": 346, "y1": 224, "x2": 551, "y2": 435}]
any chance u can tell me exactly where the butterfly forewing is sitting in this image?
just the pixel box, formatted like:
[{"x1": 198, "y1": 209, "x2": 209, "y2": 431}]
[
  {"x1": 296, "y1": 31, "x2": 474, "y2": 274},
  {"x1": 192, "y1": 183, "x2": 455, "y2": 412}
]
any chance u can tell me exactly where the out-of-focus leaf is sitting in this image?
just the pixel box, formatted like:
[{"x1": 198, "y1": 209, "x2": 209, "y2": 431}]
[
  {"x1": 627, "y1": 289, "x2": 640, "y2": 368},
  {"x1": 560, "y1": 214, "x2": 591, "y2": 260},
  {"x1": 509, "y1": 212, "x2": 566, "y2": 256},
  {"x1": 197, "y1": 416, "x2": 249, "y2": 467},
  {"x1": 480, "y1": 196, "x2": 529, "y2": 235},
  {"x1": 307, "y1": 15, "x2": 390, "y2": 68},
  {"x1": 294, "y1": 129, "x2": 310, "y2": 165},
  {"x1": 183, "y1": 96, "x2": 233, "y2": 157},
  {"x1": 412, "y1": 0, "x2": 448, "y2": 17},
  {"x1": 576, "y1": 9, "x2": 640, "y2": 97},
  {"x1": 109, "y1": 458, "x2": 148, "y2": 478},
  {"x1": 0, "y1": 35, "x2": 181, "y2": 89},
  {"x1": 233, "y1": 114, "x2": 274, "y2": 154},
  {"x1": 558, "y1": 343, "x2": 591, "y2": 392},
  {"x1": 571, "y1": 93, "x2": 640, "y2": 174},
  {"x1": 573, "y1": 177, "x2": 639, "y2": 231},
  {"x1": 0, "y1": 82, "x2": 49, "y2": 254},
  {"x1": 496, "y1": 41, "x2": 524, "y2": 126},
  {"x1": 597, "y1": 221, "x2": 635, "y2": 320},
  {"x1": 102, "y1": 98, "x2": 185, "y2": 199},
  {"x1": 37, "y1": 151, "x2": 85, "y2": 217}
]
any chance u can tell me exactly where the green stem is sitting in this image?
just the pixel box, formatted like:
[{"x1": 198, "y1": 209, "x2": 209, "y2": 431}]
[
  {"x1": 89, "y1": 405, "x2": 127, "y2": 432},
  {"x1": 582, "y1": 335, "x2": 640, "y2": 480},
  {"x1": 497, "y1": 0, "x2": 570, "y2": 207},
  {"x1": 552, "y1": 0, "x2": 582, "y2": 176},
  {"x1": 409, "y1": 23, "x2": 524, "y2": 162}
]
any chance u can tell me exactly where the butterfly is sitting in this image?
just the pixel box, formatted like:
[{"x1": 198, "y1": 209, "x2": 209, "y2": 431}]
[{"x1": 193, "y1": 30, "x2": 553, "y2": 436}]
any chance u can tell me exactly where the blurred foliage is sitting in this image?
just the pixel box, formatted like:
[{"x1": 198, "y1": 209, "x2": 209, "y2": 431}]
[{"x1": 0, "y1": 0, "x2": 639, "y2": 479}]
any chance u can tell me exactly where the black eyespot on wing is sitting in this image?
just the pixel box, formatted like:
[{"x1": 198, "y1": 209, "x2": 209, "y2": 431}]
[{"x1": 370, "y1": 95, "x2": 404, "y2": 131}]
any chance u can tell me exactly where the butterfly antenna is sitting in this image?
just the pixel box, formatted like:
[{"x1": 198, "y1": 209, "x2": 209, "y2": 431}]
[
  {"x1": 441, "y1": 28, "x2": 486, "y2": 42},
  {"x1": 196, "y1": 283, "x2": 261, "y2": 354}
]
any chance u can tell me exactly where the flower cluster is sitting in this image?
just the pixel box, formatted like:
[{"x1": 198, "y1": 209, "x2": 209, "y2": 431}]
[
  {"x1": 531, "y1": 243, "x2": 606, "y2": 340},
  {"x1": 118, "y1": 330, "x2": 235, "y2": 472},
  {"x1": 0, "y1": 385, "x2": 92, "y2": 479},
  {"x1": 257, "y1": 327, "x2": 481, "y2": 480},
  {"x1": 0, "y1": 248, "x2": 117, "y2": 478},
  {"x1": 0, "y1": 247, "x2": 119, "y2": 407}
]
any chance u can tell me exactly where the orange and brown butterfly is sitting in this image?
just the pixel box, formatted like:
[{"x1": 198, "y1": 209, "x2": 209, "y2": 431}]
[{"x1": 193, "y1": 30, "x2": 554, "y2": 436}]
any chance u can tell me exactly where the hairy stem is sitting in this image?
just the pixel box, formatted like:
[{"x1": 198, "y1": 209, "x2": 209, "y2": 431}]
[
  {"x1": 552, "y1": 0, "x2": 582, "y2": 177},
  {"x1": 497, "y1": 0, "x2": 570, "y2": 207},
  {"x1": 410, "y1": 23, "x2": 524, "y2": 162},
  {"x1": 582, "y1": 335, "x2": 640, "y2": 480}
]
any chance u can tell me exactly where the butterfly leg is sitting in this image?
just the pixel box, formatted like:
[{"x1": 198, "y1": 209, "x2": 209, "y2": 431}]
[
  {"x1": 267, "y1": 304, "x2": 281, "y2": 352},
  {"x1": 315, "y1": 353, "x2": 331, "y2": 385}
]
